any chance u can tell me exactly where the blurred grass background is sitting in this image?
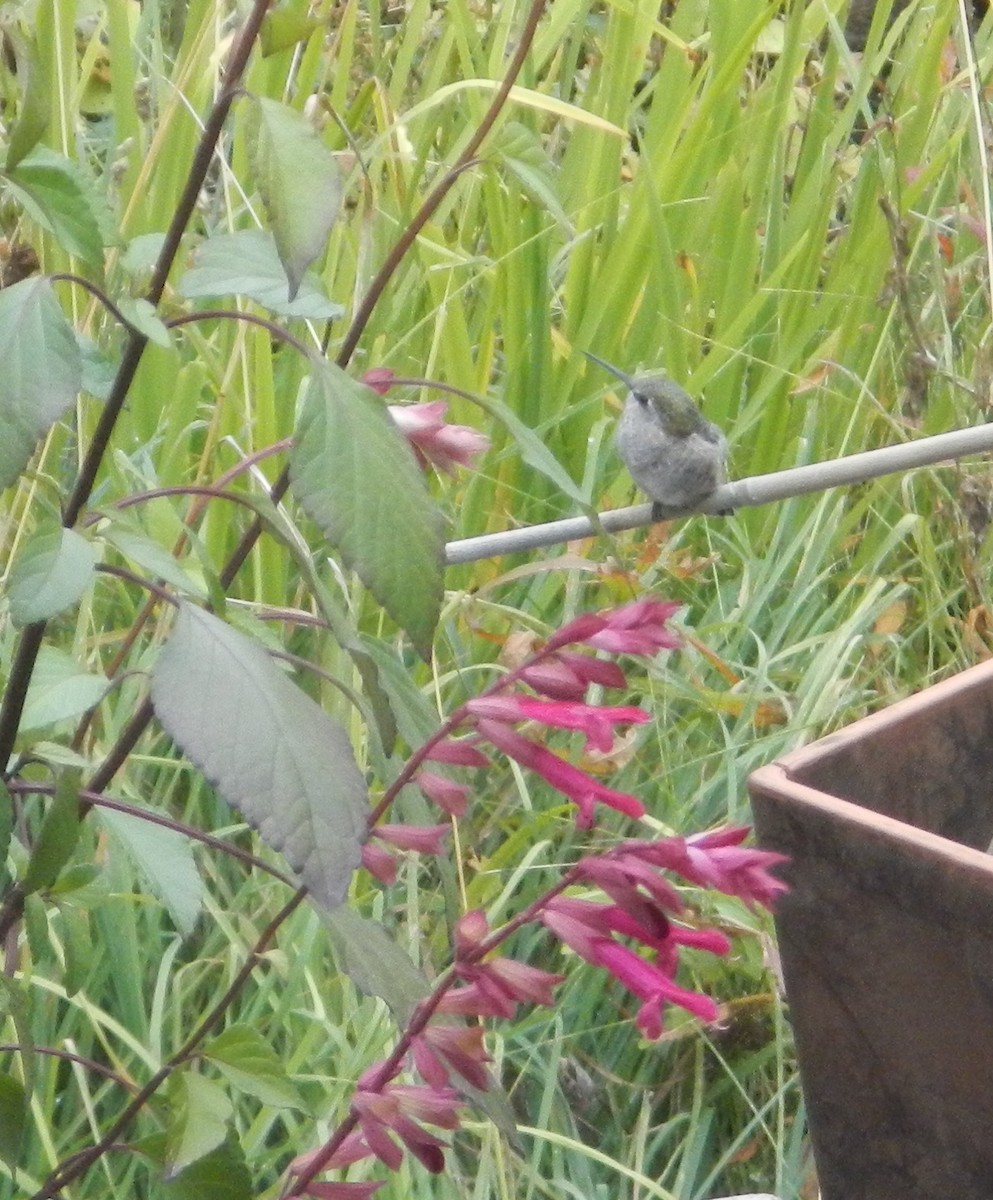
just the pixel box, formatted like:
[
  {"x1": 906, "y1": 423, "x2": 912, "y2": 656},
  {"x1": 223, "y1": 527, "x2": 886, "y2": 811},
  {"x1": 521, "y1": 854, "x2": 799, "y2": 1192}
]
[{"x1": 3, "y1": 0, "x2": 993, "y2": 1196}]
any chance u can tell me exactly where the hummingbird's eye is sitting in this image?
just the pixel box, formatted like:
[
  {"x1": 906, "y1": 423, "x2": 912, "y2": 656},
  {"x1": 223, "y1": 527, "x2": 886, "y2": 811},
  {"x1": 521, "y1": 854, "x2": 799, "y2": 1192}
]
[{"x1": 633, "y1": 389, "x2": 650, "y2": 407}]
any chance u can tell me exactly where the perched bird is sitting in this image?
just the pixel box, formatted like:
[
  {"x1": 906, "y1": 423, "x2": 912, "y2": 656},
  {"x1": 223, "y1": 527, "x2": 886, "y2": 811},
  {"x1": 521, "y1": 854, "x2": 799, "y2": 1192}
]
[{"x1": 585, "y1": 351, "x2": 729, "y2": 519}]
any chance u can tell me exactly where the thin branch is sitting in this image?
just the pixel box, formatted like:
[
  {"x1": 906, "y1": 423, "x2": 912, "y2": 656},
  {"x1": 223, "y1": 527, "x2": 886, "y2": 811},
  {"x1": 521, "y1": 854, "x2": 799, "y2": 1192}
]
[{"x1": 445, "y1": 422, "x2": 993, "y2": 564}]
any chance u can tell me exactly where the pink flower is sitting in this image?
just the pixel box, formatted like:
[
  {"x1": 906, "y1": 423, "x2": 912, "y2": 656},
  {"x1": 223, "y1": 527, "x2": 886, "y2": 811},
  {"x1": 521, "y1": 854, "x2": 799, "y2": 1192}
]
[
  {"x1": 351, "y1": 1081, "x2": 462, "y2": 1175},
  {"x1": 299, "y1": 1183, "x2": 384, "y2": 1199},
  {"x1": 467, "y1": 695, "x2": 649, "y2": 753},
  {"x1": 371, "y1": 824, "x2": 449, "y2": 854},
  {"x1": 363, "y1": 368, "x2": 397, "y2": 395},
  {"x1": 389, "y1": 401, "x2": 489, "y2": 474},
  {"x1": 473, "y1": 717, "x2": 645, "y2": 827},
  {"x1": 423, "y1": 739, "x2": 490, "y2": 767},
  {"x1": 416, "y1": 771, "x2": 470, "y2": 817},
  {"x1": 626, "y1": 827, "x2": 789, "y2": 908},
  {"x1": 412, "y1": 1024, "x2": 492, "y2": 1091},
  {"x1": 594, "y1": 939, "x2": 719, "y2": 1037},
  {"x1": 547, "y1": 600, "x2": 682, "y2": 655},
  {"x1": 517, "y1": 653, "x2": 627, "y2": 700}
]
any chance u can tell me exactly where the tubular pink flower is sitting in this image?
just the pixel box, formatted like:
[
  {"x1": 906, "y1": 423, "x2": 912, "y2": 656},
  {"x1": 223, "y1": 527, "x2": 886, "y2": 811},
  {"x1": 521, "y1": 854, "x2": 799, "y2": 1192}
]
[
  {"x1": 593, "y1": 939, "x2": 719, "y2": 1034},
  {"x1": 416, "y1": 771, "x2": 470, "y2": 816},
  {"x1": 361, "y1": 842, "x2": 397, "y2": 885},
  {"x1": 454, "y1": 909, "x2": 490, "y2": 954},
  {"x1": 517, "y1": 654, "x2": 628, "y2": 700},
  {"x1": 413, "y1": 1024, "x2": 492, "y2": 1091},
  {"x1": 630, "y1": 827, "x2": 789, "y2": 908},
  {"x1": 388, "y1": 400, "x2": 489, "y2": 474},
  {"x1": 423, "y1": 739, "x2": 490, "y2": 767},
  {"x1": 468, "y1": 695, "x2": 649, "y2": 753},
  {"x1": 457, "y1": 956, "x2": 564, "y2": 1007},
  {"x1": 435, "y1": 982, "x2": 517, "y2": 1019},
  {"x1": 546, "y1": 599, "x2": 682, "y2": 655},
  {"x1": 371, "y1": 824, "x2": 449, "y2": 854},
  {"x1": 289, "y1": 1131, "x2": 372, "y2": 1175},
  {"x1": 473, "y1": 718, "x2": 645, "y2": 827},
  {"x1": 351, "y1": 1084, "x2": 461, "y2": 1176},
  {"x1": 300, "y1": 1183, "x2": 384, "y2": 1199},
  {"x1": 362, "y1": 367, "x2": 396, "y2": 395}
]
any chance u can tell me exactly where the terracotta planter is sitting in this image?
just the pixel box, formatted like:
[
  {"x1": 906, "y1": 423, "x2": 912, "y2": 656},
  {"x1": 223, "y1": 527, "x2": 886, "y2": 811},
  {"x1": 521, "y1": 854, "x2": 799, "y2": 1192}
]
[{"x1": 748, "y1": 659, "x2": 993, "y2": 1200}]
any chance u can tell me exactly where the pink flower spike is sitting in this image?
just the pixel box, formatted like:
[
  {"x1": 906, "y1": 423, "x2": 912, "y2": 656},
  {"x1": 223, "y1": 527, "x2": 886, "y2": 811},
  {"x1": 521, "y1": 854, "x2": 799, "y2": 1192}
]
[
  {"x1": 424, "y1": 738, "x2": 490, "y2": 767},
  {"x1": 417, "y1": 771, "x2": 470, "y2": 817},
  {"x1": 468, "y1": 694, "x2": 649, "y2": 752},
  {"x1": 474, "y1": 718, "x2": 645, "y2": 826},
  {"x1": 371, "y1": 823, "x2": 448, "y2": 854},
  {"x1": 389, "y1": 401, "x2": 489, "y2": 474},
  {"x1": 363, "y1": 367, "x2": 397, "y2": 395},
  {"x1": 594, "y1": 940, "x2": 719, "y2": 1029}
]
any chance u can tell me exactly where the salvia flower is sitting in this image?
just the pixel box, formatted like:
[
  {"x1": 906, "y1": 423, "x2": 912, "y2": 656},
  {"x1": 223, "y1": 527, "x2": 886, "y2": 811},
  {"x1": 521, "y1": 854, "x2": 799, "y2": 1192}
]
[
  {"x1": 467, "y1": 695, "x2": 650, "y2": 753},
  {"x1": 351, "y1": 1081, "x2": 462, "y2": 1174},
  {"x1": 546, "y1": 599, "x2": 683, "y2": 655},
  {"x1": 389, "y1": 400, "x2": 490, "y2": 475}
]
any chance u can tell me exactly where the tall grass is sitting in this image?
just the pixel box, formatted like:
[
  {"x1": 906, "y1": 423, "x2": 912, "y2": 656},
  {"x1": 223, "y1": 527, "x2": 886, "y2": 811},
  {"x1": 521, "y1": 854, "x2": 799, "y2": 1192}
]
[{"x1": 1, "y1": 1, "x2": 991, "y2": 1197}]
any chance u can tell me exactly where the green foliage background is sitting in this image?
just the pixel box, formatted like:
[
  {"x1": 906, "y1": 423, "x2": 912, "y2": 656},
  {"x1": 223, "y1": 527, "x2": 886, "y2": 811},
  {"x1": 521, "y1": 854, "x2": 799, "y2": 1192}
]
[{"x1": 1, "y1": 0, "x2": 992, "y2": 1197}]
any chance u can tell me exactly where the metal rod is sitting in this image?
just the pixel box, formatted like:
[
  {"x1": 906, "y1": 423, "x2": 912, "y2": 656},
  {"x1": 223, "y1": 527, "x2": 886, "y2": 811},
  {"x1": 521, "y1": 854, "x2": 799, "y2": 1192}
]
[{"x1": 445, "y1": 423, "x2": 993, "y2": 565}]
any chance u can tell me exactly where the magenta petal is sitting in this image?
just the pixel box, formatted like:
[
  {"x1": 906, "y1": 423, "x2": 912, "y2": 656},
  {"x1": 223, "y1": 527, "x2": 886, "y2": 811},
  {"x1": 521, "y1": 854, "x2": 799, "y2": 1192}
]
[
  {"x1": 417, "y1": 771, "x2": 470, "y2": 816},
  {"x1": 423, "y1": 739, "x2": 490, "y2": 767}
]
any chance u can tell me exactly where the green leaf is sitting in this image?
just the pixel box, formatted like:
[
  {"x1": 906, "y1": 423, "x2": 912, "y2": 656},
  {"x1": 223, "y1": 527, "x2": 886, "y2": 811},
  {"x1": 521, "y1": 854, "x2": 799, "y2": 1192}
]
[
  {"x1": 262, "y1": 0, "x2": 323, "y2": 55},
  {"x1": 22, "y1": 769, "x2": 82, "y2": 895},
  {"x1": 99, "y1": 804, "x2": 203, "y2": 937},
  {"x1": 0, "y1": 1075, "x2": 26, "y2": 1170},
  {"x1": 247, "y1": 98, "x2": 343, "y2": 299},
  {"x1": 8, "y1": 525, "x2": 96, "y2": 627},
  {"x1": 101, "y1": 522, "x2": 206, "y2": 598},
  {"x1": 291, "y1": 361, "x2": 445, "y2": 658},
  {"x1": 5, "y1": 148, "x2": 104, "y2": 267},
  {"x1": 164, "y1": 1072, "x2": 232, "y2": 1180},
  {"x1": 477, "y1": 392, "x2": 587, "y2": 505},
  {"x1": 0, "y1": 976, "x2": 35, "y2": 1095},
  {"x1": 324, "y1": 905, "x2": 430, "y2": 1027},
  {"x1": 116, "y1": 296, "x2": 173, "y2": 348},
  {"x1": 57, "y1": 903, "x2": 93, "y2": 997},
  {"x1": 0, "y1": 277, "x2": 82, "y2": 490},
  {"x1": 135, "y1": 1131, "x2": 252, "y2": 1200},
  {"x1": 178, "y1": 229, "x2": 344, "y2": 318},
  {"x1": 21, "y1": 647, "x2": 110, "y2": 731},
  {"x1": 4, "y1": 31, "x2": 51, "y2": 172},
  {"x1": 202, "y1": 1025, "x2": 305, "y2": 1110},
  {"x1": 150, "y1": 604, "x2": 368, "y2": 910}
]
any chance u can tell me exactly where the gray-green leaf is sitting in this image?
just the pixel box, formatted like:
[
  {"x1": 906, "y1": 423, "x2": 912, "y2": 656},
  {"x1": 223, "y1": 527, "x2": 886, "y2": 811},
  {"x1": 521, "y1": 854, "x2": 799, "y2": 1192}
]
[
  {"x1": 178, "y1": 229, "x2": 343, "y2": 318},
  {"x1": 0, "y1": 277, "x2": 82, "y2": 490},
  {"x1": 291, "y1": 361, "x2": 445, "y2": 658},
  {"x1": 150, "y1": 604, "x2": 368, "y2": 910},
  {"x1": 324, "y1": 905, "x2": 430, "y2": 1027},
  {"x1": 8, "y1": 526, "x2": 95, "y2": 627},
  {"x1": 247, "y1": 98, "x2": 343, "y2": 299}
]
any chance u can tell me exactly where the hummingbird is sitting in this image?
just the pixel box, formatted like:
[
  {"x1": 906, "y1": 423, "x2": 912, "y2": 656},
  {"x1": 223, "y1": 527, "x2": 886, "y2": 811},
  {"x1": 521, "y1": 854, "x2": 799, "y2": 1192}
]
[{"x1": 585, "y1": 351, "x2": 729, "y2": 519}]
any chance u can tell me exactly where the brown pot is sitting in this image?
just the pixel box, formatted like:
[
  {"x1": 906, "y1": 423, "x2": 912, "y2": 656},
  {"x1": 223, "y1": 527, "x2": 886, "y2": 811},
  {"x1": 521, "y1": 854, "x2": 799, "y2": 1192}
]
[{"x1": 747, "y1": 659, "x2": 993, "y2": 1200}]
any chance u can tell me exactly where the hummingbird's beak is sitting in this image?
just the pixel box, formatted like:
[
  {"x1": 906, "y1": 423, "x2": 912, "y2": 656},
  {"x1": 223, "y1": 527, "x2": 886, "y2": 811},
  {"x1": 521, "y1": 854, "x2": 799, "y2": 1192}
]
[{"x1": 583, "y1": 350, "x2": 635, "y2": 390}]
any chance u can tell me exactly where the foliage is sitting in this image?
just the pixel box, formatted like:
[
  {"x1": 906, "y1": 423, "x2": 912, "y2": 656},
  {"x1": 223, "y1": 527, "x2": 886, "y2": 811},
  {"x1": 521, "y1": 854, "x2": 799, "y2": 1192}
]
[{"x1": 0, "y1": 1, "x2": 991, "y2": 1199}]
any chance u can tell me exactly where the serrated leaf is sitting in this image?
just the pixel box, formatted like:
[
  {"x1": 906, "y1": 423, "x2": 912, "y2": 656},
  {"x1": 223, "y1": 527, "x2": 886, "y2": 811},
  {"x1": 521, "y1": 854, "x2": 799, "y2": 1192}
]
[
  {"x1": 178, "y1": 229, "x2": 344, "y2": 318},
  {"x1": 203, "y1": 1025, "x2": 304, "y2": 1110},
  {"x1": 150, "y1": 604, "x2": 368, "y2": 910},
  {"x1": 99, "y1": 804, "x2": 203, "y2": 936},
  {"x1": 21, "y1": 647, "x2": 110, "y2": 731},
  {"x1": 135, "y1": 1130, "x2": 252, "y2": 1200},
  {"x1": 247, "y1": 98, "x2": 342, "y2": 299},
  {"x1": 6, "y1": 148, "x2": 104, "y2": 267},
  {"x1": 102, "y1": 524, "x2": 206, "y2": 598},
  {"x1": 8, "y1": 525, "x2": 95, "y2": 626},
  {"x1": 291, "y1": 361, "x2": 445, "y2": 658},
  {"x1": 4, "y1": 31, "x2": 51, "y2": 171},
  {"x1": 22, "y1": 769, "x2": 81, "y2": 895},
  {"x1": 0, "y1": 1075, "x2": 26, "y2": 1170},
  {"x1": 324, "y1": 906, "x2": 430, "y2": 1027},
  {"x1": 164, "y1": 1072, "x2": 232, "y2": 1180},
  {"x1": 0, "y1": 276, "x2": 82, "y2": 490}
]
